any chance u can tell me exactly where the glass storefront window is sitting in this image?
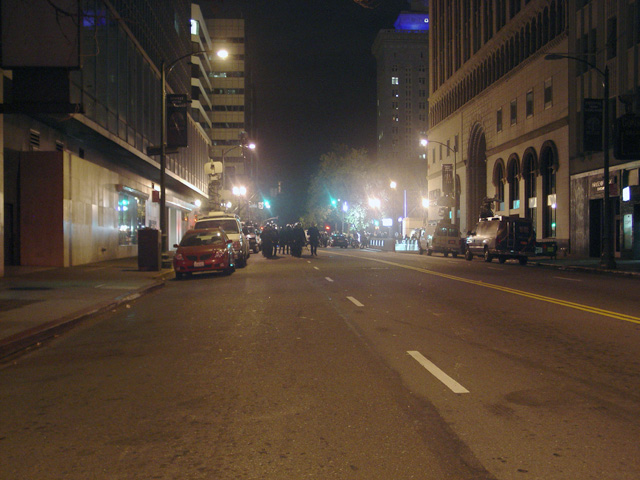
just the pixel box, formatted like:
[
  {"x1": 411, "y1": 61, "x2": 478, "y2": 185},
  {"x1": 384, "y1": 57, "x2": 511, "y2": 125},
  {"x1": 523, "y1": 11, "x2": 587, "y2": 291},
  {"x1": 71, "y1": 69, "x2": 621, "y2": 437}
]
[{"x1": 118, "y1": 193, "x2": 146, "y2": 245}]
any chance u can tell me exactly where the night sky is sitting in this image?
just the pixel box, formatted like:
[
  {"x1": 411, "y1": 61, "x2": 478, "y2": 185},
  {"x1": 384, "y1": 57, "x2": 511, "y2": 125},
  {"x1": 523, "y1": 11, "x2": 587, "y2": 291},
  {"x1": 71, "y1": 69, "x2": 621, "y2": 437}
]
[{"x1": 206, "y1": 0, "x2": 410, "y2": 217}]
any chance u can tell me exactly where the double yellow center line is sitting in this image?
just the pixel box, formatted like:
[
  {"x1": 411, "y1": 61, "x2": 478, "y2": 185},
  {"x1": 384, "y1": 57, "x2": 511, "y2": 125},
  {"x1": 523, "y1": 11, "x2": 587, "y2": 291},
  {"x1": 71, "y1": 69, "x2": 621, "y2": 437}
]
[{"x1": 338, "y1": 253, "x2": 640, "y2": 325}]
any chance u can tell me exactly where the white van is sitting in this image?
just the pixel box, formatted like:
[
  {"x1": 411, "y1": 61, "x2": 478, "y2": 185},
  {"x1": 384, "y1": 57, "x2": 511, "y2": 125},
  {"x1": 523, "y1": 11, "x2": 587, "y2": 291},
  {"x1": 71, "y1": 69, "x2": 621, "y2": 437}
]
[{"x1": 419, "y1": 221, "x2": 463, "y2": 257}]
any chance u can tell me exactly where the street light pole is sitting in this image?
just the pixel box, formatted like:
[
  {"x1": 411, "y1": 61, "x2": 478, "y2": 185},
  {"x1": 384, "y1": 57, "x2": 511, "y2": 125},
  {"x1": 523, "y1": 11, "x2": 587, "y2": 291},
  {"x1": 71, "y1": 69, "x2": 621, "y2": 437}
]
[
  {"x1": 601, "y1": 66, "x2": 616, "y2": 269},
  {"x1": 545, "y1": 53, "x2": 616, "y2": 269},
  {"x1": 157, "y1": 49, "x2": 228, "y2": 252},
  {"x1": 160, "y1": 61, "x2": 167, "y2": 253},
  {"x1": 220, "y1": 142, "x2": 256, "y2": 198},
  {"x1": 422, "y1": 139, "x2": 458, "y2": 226}
]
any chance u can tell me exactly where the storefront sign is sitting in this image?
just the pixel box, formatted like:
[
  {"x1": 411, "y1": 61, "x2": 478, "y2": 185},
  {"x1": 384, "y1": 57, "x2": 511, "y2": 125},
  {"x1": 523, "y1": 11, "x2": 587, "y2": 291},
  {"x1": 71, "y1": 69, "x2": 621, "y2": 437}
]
[
  {"x1": 583, "y1": 98, "x2": 603, "y2": 152},
  {"x1": 589, "y1": 173, "x2": 619, "y2": 198}
]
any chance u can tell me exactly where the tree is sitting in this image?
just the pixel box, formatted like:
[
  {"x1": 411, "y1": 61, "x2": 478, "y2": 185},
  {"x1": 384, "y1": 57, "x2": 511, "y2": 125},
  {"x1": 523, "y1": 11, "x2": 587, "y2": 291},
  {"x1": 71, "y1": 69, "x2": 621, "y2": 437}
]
[{"x1": 303, "y1": 146, "x2": 390, "y2": 232}]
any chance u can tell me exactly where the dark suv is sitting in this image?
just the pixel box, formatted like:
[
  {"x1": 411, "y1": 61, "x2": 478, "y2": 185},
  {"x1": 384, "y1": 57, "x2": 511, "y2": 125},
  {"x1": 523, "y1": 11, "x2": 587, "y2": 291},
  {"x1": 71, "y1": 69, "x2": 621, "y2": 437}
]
[{"x1": 465, "y1": 216, "x2": 535, "y2": 265}]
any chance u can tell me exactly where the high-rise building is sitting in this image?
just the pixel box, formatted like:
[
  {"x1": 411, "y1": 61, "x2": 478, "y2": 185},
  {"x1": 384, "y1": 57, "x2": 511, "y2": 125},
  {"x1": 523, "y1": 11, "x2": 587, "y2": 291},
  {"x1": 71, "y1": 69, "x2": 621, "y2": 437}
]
[
  {"x1": 372, "y1": 1, "x2": 429, "y2": 230},
  {"x1": 204, "y1": 17, "x2": 253, "y2": 199},
  {"x1": 1, "y1": 0, "x2": 212, "y2": 271}
]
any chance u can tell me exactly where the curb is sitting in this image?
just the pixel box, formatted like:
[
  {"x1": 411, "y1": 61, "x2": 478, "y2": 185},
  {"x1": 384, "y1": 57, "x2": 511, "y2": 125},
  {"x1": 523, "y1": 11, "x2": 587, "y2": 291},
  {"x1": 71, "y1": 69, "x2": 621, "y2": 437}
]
[
  {"x1": 0, "y1": 280, "x2": 167, "y2": 362},
  {"x1": 532, "y1": 261, "x2": 640, "y2": 278}
]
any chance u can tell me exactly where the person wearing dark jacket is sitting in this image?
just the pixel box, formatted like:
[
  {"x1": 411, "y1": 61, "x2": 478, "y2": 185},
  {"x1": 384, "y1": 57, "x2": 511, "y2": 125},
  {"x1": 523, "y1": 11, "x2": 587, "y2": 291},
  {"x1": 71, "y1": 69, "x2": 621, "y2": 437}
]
[
  {"x1": 307, "y1": 224, "x2": 320, "y2": 256},
  {"x1": 291, "y1": 223, "x2": 306, "y2": 257},
  {"x1": 261, "y1": 224, "x2": 275, "y2": 258}
]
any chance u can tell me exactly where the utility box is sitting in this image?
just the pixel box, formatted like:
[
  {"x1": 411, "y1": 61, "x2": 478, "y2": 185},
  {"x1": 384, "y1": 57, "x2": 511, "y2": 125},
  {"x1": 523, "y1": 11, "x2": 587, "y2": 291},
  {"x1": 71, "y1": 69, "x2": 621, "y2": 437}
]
[{"x1": 138, "y1": 228, "x2": 161, "y2": 271}]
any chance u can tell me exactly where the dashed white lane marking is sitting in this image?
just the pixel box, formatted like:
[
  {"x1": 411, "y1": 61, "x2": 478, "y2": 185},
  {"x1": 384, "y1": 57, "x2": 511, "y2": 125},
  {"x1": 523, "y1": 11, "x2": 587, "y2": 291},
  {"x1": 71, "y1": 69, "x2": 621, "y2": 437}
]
[
  {"x1": 325, "y1": 277, "x2": 334, "y2": 282},
  {"x1": 314, "y1": 266, "x2": 320, "y2": 270},
  {"x1": 407, "y1": 351, "x2": 469, "y2": 394},
  {"x1": 347, "y1": 296, "x2": 364, "y2": 307},
  {"x1": 553, "y1": 276, "x2": 582, "y2": 282}
]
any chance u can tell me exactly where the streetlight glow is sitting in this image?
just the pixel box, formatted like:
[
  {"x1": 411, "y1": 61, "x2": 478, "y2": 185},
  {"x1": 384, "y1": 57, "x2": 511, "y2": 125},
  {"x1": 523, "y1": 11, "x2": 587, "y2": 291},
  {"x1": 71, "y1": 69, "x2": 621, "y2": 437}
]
[
  {"x1": 217, "y1": 49, "x2": 229, "y2": 59},
  {"x1": 390, "y1": 181, "x2": 397, "y2": 189}
]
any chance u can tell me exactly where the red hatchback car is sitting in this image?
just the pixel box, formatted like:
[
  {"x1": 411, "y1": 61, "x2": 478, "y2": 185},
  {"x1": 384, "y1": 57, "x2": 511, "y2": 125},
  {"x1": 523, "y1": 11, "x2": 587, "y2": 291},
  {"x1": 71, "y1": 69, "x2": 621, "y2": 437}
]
[{"x1": 173, "y1": 228, "x2": 235, "y2": 279}]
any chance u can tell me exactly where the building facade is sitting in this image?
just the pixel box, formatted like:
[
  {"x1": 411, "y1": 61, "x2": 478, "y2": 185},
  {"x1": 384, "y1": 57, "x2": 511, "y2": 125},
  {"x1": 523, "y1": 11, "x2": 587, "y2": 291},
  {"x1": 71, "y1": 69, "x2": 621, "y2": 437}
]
[
  {"x1": 429, "y1": 0, "x2": 569, "y2": 250},
  {"x1": 1, "y1": 0, "x2": 215, "y2": 271},
  {"x1": 372, "y1": 1, "x2": 430, "y2": 230},
  {"x1": 429, "y1": 0, "x2": 640, "y2": 259},
  {"x1": 564, "y1": 0, "x2": 640, "y2": 259}
]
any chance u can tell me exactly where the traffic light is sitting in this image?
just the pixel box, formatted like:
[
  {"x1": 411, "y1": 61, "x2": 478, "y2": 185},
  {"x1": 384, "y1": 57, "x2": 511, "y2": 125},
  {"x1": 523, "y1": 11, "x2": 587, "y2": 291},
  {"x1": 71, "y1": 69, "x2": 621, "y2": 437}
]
[
  {"x1": 330, "y1": 198, "x2": 337, "y2": 207},
  {"x1": 264, "y1": 200, "x2": 271, "y2": 209}
]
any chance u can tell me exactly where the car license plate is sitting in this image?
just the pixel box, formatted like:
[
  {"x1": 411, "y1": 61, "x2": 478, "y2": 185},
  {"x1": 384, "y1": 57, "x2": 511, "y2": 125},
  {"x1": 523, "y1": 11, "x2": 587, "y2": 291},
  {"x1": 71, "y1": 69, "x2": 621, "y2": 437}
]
[{"x1": 194, "y1": 261, "x2": 205, "y2": 267}]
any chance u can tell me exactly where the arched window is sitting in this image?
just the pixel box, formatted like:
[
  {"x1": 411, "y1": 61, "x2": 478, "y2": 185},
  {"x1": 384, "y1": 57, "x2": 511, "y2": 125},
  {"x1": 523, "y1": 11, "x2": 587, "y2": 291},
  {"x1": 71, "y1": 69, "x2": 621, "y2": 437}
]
[
  {"x1": 557, "y1": 0, "x2": 565, "y2": 35},
  {"x1": 494, "y1": 160, "x2": 506, "y2": 211},
  {"x1": 507, "y1": 156, "x2": 520, "y2": 210},
  {"x1": 523, "y1": 149, "x2": 538, "y2": 229},
  {"x1": 540, "y1": 143, "x2": 557, "y2": 238},
  {"x1": 550, "y1": 2, "x2": 557, "y2": 40}
]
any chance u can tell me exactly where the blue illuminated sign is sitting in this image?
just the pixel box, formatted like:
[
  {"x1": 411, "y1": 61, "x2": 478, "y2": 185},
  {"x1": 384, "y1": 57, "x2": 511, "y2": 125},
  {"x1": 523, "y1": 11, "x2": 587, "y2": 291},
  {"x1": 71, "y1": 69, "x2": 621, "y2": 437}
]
[{"x1": 394, "y1": 13, "x2": 429, "y2": 32}]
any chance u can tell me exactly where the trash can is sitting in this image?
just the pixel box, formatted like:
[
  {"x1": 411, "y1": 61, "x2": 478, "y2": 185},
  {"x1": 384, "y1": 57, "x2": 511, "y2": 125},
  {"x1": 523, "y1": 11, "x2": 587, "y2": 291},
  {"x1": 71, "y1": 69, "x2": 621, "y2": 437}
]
[{"x1": 138, "y1": 228, "x2": 161, "y2": 271}]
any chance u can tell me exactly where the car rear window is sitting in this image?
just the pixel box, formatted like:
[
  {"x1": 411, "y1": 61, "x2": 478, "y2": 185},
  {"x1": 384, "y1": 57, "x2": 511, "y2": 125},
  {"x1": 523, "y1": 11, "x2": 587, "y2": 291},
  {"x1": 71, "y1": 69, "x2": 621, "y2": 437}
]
[
  {"x1": 516, "y1": 223, "x2": 532, "y2": 235},
  {"x1": 180, "y1": 232, "x2": 226, "y2": 247},
  {"x1": 196, "y1": 219, "x2": 239, "y2": 233}
]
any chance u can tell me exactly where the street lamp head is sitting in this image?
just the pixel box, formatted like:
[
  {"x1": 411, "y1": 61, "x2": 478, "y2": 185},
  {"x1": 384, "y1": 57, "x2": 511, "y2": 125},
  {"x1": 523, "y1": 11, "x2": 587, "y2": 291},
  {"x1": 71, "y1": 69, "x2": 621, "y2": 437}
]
[
  {"x1": 420, "y1": 138, "x2": 428, "y2": 147},
  {"x1": 390, "y1": 181, "x2": 397, "y2": 189},
  {"x1": 247, "y1": 143, "x2": 256, "y2": 150},
  {"x1": 217, "y1": 49, "x2": 229, "y2": 59}
]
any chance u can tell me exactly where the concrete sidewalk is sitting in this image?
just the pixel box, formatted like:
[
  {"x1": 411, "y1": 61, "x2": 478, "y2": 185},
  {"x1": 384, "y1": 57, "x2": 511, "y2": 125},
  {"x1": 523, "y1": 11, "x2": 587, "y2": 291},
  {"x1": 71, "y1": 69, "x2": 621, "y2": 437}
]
[
  {"x1": 529, "y1": 255, "x2": 640, "y2": 277},
  {"x1": 0, "y1": 258, "x2": 174, "y2": 361}
]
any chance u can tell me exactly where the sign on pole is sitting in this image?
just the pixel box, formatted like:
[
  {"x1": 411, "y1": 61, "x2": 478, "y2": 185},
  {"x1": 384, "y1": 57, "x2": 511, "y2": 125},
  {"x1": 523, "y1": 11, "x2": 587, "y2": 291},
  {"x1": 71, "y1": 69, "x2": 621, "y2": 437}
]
[
  {"x1": 583, "y1": 98, "x2": 603, "y2": 152},
  {"x1": 167, "y1": 94, "x2": 189, "y2": 148},
  {"x1": 442, "y1": 164, "x2": 454, "y2": 195}
]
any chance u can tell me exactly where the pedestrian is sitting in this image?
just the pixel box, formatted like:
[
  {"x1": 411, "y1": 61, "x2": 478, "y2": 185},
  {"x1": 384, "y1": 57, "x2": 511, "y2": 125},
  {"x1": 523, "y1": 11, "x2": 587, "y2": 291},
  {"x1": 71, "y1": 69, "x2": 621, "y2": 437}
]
[
  {"x1": 307, "y1": 223, "x2": 320, "y2": 256},
  {"x1": 271, "y1": 225, "x2": 280, "y2": 257},
  {"x1": 261, "y1": 224, "x2": 275, "y2": 258},
  {"x1": 291, "y1": 223, "x2": 306, "y2": 257}
]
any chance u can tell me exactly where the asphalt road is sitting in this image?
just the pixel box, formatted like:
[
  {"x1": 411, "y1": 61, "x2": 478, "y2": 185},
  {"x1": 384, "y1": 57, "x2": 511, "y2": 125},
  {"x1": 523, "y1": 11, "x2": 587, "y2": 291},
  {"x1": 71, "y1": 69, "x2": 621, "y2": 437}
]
[{"x1": 1, "y1": 248, "x2": 639, "y2": 479}]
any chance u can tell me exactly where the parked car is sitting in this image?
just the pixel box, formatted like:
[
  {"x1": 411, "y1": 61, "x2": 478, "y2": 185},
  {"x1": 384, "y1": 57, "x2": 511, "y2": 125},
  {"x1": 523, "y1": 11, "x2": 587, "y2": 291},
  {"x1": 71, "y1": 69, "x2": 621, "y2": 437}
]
[
  {"x1": 330, "y1": 233, "x2": 349, "y2": 248},
  {"x1": 419, "y1": 221, "x2": 464, "y2": 257},
  {"x1": 242, "y1": 225, "x2": 261, "y2": 253},
  {"x1": 173, "y1": 228, "x2": 235, "y2": 279},
  {"x1": 465, "y1": 215, "x2": 536, "y2": 265},
  {"x1": 194, "y1": 212, "x2": 250, "y2": 267}
]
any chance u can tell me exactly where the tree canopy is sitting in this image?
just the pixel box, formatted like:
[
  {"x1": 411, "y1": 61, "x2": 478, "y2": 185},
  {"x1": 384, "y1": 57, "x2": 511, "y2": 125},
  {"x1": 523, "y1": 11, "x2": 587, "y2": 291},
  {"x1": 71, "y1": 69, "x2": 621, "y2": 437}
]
[{"x1": 302, "y1": 146, "x2": 392, "y2": 232}]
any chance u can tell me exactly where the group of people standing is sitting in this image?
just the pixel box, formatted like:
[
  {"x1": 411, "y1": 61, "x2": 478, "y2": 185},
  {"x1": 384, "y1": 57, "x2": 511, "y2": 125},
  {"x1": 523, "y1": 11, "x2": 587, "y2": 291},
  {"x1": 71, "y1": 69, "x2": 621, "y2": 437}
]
[{"x1": 260, "y1": 223, "x2": 321, "y2": 258}]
